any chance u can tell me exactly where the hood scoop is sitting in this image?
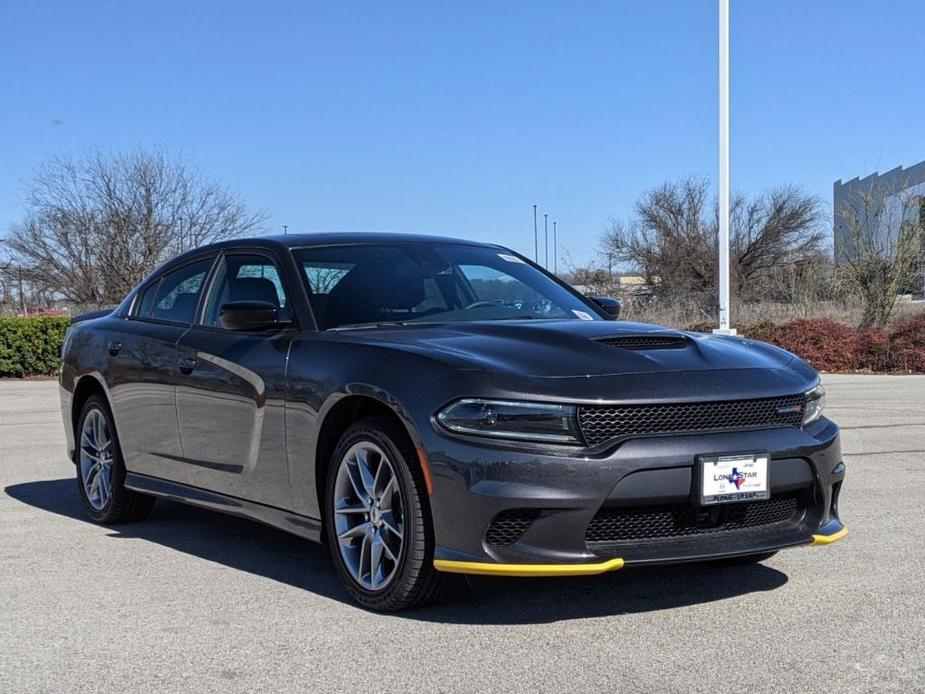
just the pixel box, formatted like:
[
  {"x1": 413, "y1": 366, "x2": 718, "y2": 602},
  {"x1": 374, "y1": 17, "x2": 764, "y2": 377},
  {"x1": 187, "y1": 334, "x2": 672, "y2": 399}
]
[{"x1": 595, "y1": 333, "x2": 689, "y2": 350}]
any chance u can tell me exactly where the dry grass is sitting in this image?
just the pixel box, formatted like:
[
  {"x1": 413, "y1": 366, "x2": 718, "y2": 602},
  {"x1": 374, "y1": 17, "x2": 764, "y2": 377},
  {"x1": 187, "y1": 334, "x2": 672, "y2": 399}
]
[{"x1": 621, "y1": 297, "x2": 925, "y2": 331}]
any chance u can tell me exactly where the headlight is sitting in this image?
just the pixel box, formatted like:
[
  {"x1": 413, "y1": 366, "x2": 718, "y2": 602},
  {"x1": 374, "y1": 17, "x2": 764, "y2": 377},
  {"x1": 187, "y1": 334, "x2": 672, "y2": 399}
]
[
  {"x1": 436, "y1": 399, "x2": 581, "y2": 444},
  {"x1": 803, "y1": 384, "x2": 826, "y2": 426}
]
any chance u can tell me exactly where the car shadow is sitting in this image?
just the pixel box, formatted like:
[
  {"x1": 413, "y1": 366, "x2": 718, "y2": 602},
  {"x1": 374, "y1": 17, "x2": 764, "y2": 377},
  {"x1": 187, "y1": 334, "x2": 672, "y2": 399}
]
[
  {"x1": 6, "y1": 478, "x2": 789, "y2": 624},
  {"x1": 5, "y1": 477, "x2": 346, "y2": 603}
]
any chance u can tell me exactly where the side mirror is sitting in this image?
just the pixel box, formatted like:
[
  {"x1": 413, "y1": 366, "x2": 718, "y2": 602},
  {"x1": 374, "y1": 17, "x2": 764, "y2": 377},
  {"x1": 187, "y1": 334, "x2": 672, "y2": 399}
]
[
  {"x1": 219, "y1": 301, "x2": 285, "y2": 331},
  {"x1": 589, "y1": 295, "x2": 622, "y2": 320}
]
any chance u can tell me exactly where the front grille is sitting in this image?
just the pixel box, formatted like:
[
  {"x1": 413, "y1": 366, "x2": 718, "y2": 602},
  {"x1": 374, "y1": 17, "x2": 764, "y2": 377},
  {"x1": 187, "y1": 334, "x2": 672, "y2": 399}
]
[
  {"x1": 585, "y1": 492, "x2": 804, "y2": 544},
  {"x1": 578, "y1": 393, "x2": 806, "y2": 446},
  {"x1": 597, "y1": 334, "x2": 687, "y2": 349},
  {"x1": 484, "y1": 509, "x2": 540, "y2": 547}
]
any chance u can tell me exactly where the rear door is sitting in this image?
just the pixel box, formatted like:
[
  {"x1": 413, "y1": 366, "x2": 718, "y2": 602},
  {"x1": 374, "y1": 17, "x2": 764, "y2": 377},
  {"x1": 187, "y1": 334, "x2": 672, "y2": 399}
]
[
  {"x1": 173, "y1": 252, "x2": 295, "y2": 507},
  {"x1": 106, "y1": 256, "x2": 216, "y2": 483}
]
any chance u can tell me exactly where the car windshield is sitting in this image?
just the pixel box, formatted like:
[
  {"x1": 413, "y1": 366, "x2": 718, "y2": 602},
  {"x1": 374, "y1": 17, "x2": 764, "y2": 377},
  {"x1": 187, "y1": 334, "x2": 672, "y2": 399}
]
[{"x1": 292, "y1": 243, "x2": 603, "y2": 330}]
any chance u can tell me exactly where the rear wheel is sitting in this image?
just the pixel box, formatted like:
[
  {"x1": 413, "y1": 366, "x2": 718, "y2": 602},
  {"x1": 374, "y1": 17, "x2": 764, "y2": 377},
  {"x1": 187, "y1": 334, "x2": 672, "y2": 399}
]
[
  {"x1": 324, "y1": 416, "x2": 447, "y2": 611},
  {"x1": 75, "y1": 394, "x2": 155, "y2": 523}
]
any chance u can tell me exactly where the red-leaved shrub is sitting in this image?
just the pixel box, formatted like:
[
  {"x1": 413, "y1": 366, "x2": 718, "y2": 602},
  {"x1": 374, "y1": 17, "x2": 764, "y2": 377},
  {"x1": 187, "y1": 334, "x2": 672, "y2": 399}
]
[
  {"x1": 747, "y1": 319, "x2": 860, "y2": 372},
  {"x1": 889, "y1": 313, "x2": 925, "y2": 372},
  {"x1": 741, "y1": 321, "x2": 780, "y2": 345},
  {"x1": 856, "y1": 328, "x2": 892, "y2": 372},
  {"x1": 685, "y1": 314, "x2": 925, "y2": 373}
]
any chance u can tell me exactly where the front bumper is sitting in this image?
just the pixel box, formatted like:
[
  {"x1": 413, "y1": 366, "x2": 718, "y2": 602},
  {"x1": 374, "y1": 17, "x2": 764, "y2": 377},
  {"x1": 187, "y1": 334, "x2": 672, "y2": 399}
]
[{"x1": 424, "y1": 418, "x2": 846, "y2": 575}]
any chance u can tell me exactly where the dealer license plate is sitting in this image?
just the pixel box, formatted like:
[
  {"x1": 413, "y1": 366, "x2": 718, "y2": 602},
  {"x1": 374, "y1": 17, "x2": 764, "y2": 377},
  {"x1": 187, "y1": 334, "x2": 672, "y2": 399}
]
[{"x1": 700, "y1": 453, "x2": 769, "y2": 505}]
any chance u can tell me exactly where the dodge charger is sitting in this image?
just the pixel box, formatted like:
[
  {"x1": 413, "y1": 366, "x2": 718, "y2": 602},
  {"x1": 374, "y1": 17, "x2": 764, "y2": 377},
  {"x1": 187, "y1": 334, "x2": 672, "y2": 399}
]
[{"x1": 59, "y1": 233, "x2": 847, "y2": 611}]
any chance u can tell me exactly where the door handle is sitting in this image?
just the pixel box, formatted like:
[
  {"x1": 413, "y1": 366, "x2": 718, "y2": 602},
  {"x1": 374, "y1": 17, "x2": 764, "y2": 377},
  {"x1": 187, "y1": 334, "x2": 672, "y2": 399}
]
[
  {"x1": 107, "y1": 340, "x2": 122, "y2": 356},
  {"x1": 178, "y1": 356, "x2": 197, "y2": 374}
]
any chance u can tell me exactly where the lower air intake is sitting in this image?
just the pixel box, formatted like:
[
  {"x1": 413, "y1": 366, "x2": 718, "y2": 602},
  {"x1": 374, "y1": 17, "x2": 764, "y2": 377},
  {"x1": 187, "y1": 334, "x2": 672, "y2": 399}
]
[
  {"x1": 585, "y1": 492, "x2": 805, "y2": 544},
  {"x1": 485, "y1": 509, "x2": 540, "y2": 547}
]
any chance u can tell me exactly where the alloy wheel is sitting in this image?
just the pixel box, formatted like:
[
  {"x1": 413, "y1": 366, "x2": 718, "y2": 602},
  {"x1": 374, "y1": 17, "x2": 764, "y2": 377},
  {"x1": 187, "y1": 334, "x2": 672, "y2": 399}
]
[
  {"x1": 79, "y1": 408, "x2": 114, "y2": 510},
  {"x1": 333, "y1": 441, "x2": 406, "y2": 591}
]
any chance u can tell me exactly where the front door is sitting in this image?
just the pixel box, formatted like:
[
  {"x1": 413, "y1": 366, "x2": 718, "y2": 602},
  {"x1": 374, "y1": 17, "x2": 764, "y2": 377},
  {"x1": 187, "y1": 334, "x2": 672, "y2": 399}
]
[{"x1": 174, "y1": 252, "x2": 295, "y2": 508}]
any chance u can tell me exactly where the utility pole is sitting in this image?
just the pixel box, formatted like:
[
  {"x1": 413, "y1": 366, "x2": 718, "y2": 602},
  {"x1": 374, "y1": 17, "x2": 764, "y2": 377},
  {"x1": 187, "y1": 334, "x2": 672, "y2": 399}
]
[
  {"x1": 0, "y1": 259, "x2": 10, "y2": 310},
  {"x1": 714, "y1": 0, "x2": 735, "y2": 335},
  {"x1": 18, "y1": 264, "x2": 27, "y2": 317},
  {"x1": 283, "y1": 225, "x2": 288, "y2": 236},
  {"x1": 533, "y1": 205, "x2": 538, "y2": 263},
  {"x1": 553, "y1": 221, "x2": 558, "y2": 275},
  {"x1": 544, "y1": 214, "x2": 549, "y2": 269}
]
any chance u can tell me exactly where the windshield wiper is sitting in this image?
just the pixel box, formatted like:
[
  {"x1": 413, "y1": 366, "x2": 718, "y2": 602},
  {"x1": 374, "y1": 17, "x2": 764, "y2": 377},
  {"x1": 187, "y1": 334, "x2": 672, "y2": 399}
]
[
  {"x1": 487, "y1": 315, "x2": 542, "y2": 321},
  {"x1": 328, "y1": 321, "x2": 412, "y2": 331}
]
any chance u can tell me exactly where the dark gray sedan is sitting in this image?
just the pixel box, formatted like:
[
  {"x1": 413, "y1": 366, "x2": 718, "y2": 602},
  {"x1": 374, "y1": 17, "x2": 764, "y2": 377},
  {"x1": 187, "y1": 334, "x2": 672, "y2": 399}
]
[{"x1": 59, "y1": 233, "x2": 847, "y2": 611}]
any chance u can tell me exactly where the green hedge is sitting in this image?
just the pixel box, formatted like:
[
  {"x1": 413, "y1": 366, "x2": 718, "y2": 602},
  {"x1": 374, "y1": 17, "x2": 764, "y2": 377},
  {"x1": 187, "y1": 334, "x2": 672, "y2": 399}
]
[{"x1": 0, "y1": 316, "x2": 72, "y2": 377}]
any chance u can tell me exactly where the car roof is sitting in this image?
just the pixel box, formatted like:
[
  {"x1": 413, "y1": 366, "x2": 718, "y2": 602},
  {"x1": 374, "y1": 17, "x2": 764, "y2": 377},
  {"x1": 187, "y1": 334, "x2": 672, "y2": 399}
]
[
  {"x1": 189, "y1": 232, "x2": 502, "y2": 255},
  {"x1": 276, "y1": 231, "x2": 499, "y2": 248}
]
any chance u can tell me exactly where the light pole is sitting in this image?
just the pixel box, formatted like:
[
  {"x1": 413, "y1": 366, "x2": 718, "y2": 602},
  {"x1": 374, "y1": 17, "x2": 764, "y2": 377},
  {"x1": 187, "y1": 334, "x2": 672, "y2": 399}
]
[
  {"x1": 533, "y1": 205, "x2": 538, "y2": 263},
  {"x1": 553, "y1": 221, "x2": 558, "y2": 275},
  {"x1": 544, "y1": 214, "x2": 549, "y2": 269},
  {"x1": 714, "y1": 0, "x2": 735, "y2": 335}
]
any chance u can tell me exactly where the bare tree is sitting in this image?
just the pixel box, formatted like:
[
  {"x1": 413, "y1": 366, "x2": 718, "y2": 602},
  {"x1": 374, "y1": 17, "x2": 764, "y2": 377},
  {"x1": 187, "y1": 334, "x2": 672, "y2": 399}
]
[
  {"x1": 560, "y1": 249, "x2": 620, "y2": 296},
  {"x1": 3, "y1": 148, "x2": 267, "y2": 307},
  {"x1": 601, "y1": 177, "x2": 824, "y2": 307},
  {"x1": 306, "y1": 266, "x2": 350, "y2": 295},
  {"x1": 767, "y1": 251, "x2": 837, "y2": 316},
  {"x1": 835, "y1": 182, "x2": 924, "y2": 328}
]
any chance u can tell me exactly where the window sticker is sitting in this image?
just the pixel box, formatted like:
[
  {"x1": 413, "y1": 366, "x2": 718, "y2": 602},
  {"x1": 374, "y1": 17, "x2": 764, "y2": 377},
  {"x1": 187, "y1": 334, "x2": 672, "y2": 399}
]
[
  {"x1": 573, "y1": 310, "x2": 595, "y2": 320},
  {"x1": 497, "y1": 253, "x2": 525, "y2": 263}
]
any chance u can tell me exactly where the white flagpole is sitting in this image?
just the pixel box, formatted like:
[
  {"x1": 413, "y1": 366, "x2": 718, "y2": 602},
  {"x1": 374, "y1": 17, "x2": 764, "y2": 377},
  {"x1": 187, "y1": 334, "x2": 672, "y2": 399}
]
[{"x1": 714, "y1": 0, "x2": 736, "y2": 335}]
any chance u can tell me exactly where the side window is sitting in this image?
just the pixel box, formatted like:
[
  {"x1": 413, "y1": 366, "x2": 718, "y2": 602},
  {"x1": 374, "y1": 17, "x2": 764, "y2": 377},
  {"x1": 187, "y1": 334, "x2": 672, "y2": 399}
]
[
  {"x1": 150, "y1": 259, "x2": 214, "y2": 324},
  {"x1": 133, "y1": 279, "x2": 161, "y2": 318},
  {"x1": 203, "y1": 254, "x2": 291, "y2": 327}
]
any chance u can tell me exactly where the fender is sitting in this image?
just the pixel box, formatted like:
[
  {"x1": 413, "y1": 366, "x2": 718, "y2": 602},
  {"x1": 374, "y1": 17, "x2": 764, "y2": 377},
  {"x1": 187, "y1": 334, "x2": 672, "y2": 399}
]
[
  {"x1": 286, "y1": 377, "x2": 444, "y2": 520},
  {"x1": 317, "y1": 383, "x2": 429, "y2": 451}
]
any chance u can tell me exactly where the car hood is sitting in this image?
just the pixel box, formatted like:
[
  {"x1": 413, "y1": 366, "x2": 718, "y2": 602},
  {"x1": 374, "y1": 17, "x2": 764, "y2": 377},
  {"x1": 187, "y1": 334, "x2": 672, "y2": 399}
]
[{"x1": 337, "y1": 319, "x2": 800, "y2": 378}]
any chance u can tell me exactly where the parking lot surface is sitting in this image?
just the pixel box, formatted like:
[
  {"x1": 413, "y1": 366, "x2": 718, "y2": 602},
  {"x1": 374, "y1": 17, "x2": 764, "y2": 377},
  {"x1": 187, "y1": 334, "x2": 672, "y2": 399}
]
[{"x1": 1, "y1": 375, "x2": 923, "y2": 693}]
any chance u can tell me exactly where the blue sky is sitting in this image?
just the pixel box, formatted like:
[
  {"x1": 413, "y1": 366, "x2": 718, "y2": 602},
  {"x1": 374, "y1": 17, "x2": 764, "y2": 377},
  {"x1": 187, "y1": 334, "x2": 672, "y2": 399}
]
[{"x1": 2, "y1": 1, "x2": 923, "y2": 266}]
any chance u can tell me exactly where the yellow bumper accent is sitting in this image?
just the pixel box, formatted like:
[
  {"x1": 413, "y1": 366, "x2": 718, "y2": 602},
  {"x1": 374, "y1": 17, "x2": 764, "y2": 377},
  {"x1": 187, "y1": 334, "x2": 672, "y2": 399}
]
[
  {"x1": 433, "y1": 557, "x2": 625, "y2": 577},
  {"x1": 811, "y1": 527, "x2": 848, "y2": 545}
]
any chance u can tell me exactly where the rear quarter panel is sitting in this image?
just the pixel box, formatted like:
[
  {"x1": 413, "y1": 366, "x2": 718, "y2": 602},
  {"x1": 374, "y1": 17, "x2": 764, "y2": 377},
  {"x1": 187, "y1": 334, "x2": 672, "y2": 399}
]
[{"x1": 59, "y1": 319, "x2": 116, "y2": 459}]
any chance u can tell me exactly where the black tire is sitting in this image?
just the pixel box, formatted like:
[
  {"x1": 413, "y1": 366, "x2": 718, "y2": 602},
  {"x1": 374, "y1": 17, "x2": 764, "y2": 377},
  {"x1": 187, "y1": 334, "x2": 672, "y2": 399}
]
[
  {"x1": 324, "y1": 416, "x2": 448, "y2": 612},
  {"x1": 75, "y1": 394, "x2": 155, "y2": 524},
  {"x1": 710, "y1": 551, "x2": 778, "y2": 567}
]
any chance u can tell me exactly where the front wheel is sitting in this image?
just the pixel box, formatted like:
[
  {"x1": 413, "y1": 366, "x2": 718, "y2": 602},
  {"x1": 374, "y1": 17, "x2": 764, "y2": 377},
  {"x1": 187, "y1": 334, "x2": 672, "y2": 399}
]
[{"x1": 324, "y1": 416, "x2": 447, "y2": 611}]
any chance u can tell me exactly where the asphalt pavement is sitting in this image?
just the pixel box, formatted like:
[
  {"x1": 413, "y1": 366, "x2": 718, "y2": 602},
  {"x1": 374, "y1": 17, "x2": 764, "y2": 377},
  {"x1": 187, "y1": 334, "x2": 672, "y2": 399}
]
[{"x1": 1, "y1": 375, "x2": 923, "y2": 693}]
